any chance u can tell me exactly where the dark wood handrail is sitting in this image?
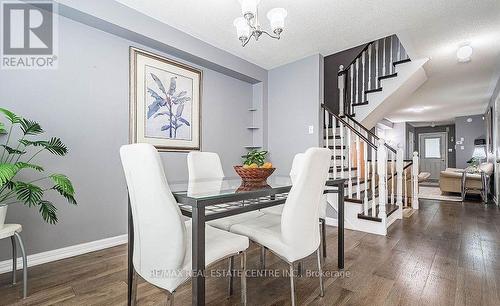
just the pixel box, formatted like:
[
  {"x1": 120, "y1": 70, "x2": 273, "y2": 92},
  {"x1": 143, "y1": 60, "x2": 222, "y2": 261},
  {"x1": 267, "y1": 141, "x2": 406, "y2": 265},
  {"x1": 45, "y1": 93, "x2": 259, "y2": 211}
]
[
  {"x1": 337, "y1": 40, "x2": 374, "y2": 76},
  {"x1": 344, "y1": 114, "x2": 397, "y2": 154},
  {"x1": 322, "y1": 104, "x2": 377, "y2": 150}
]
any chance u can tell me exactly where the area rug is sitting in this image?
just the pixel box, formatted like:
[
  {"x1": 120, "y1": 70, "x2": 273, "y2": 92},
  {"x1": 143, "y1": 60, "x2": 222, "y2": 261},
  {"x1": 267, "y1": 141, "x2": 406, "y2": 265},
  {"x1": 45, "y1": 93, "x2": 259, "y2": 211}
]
[{"x1": 418, "y1": 186, "x2": 462, "y2": 202}]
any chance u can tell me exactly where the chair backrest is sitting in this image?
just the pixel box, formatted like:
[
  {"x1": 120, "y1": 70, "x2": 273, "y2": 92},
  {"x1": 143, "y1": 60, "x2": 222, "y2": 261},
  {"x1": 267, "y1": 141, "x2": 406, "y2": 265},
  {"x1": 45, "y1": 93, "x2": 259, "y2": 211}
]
[
  {"x1": 290, "y1": 152, "x2": 327, "y2": 219},
  {"x1": 289, "y1": 153, "x2": 305, "y2": 183},
  {"x1": 120, "y1": 143, "x2": 186, "y2": 279},
  {"x1": 281, "y1": 148, "x2": 331, "y2": 257},
  {"x1": 187, "y1": 151, "x2": 225, "y2": 180}
]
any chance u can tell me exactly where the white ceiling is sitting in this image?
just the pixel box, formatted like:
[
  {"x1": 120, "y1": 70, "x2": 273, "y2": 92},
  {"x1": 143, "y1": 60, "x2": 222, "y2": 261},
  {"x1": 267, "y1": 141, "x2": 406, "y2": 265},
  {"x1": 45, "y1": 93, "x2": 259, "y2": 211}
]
[{"x1": 116, "y1": 0, "x2": 500, "y2": 122}]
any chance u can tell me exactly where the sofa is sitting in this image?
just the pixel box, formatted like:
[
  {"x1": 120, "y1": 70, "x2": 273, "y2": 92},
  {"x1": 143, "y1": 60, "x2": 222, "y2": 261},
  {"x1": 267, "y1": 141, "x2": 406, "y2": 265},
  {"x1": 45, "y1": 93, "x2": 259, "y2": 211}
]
[{"x1": 439, "y1": 163, "x2": 494, "y2": 195}]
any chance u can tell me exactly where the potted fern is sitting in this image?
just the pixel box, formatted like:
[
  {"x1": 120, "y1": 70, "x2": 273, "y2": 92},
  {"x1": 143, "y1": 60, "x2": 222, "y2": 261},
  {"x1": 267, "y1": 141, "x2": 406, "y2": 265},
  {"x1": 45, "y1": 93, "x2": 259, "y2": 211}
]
[{"x1": 0, "y1": 108, "x2": 76, "y2": 228}]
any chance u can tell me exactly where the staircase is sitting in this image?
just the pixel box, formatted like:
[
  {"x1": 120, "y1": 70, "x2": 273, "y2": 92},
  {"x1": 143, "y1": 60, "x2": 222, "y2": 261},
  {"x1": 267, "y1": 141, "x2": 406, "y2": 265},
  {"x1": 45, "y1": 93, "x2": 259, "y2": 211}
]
[
  {"x1": 323, "y1": 35, "x2": 421, "y2": 236},
  {"x1": 337, "y1": 35, "x2": 428, "y2": 128}
]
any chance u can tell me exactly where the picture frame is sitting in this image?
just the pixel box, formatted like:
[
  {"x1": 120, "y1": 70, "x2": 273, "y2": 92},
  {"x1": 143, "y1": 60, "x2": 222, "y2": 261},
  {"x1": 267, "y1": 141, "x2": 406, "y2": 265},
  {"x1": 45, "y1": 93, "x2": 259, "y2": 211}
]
[{"x1": 129, "y1": 47, "x2": 202, "y2": 151}]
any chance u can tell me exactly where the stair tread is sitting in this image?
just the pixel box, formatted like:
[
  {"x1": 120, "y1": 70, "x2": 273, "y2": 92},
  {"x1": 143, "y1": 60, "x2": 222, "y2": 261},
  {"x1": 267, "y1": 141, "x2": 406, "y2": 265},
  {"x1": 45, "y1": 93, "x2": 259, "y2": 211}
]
[
  {"x1": 357, "y1": 204, "x2": 399, "y2": 222},
  {"x1": 365, "y1": 87, "x2": 383, "y2": 94},
  {"x1": 352, "y1": 101, "x2": 369, "y2": 107},
  {"x1": 379, "y1": 72, "x2": 398, "y2": 80},
  {"x1": 323, "y1": 135, "x2": 342, "y2": 140},
  {"x1": 393, "y1": 58, "x2": 411, "y2": 66},
  {"x1": 327, "y1": 145, "x2": 346, "y2": 149},
  {"x1": 329, "y1": 166, "x2": 357, "y2": 173}
]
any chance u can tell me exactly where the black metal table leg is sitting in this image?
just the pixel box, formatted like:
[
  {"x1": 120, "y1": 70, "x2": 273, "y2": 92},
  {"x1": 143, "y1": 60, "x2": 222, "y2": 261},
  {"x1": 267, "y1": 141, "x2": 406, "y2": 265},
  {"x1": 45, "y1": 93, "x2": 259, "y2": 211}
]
[
  {"x1": 127, "y1": 196, "x2": 134, "y2": 306},
  {"x1": 191, "y1": 204, "x2": 206, "y2": 306},
  {"x1": 337, "y1": 182, "x2": 344, "y2": 269}
]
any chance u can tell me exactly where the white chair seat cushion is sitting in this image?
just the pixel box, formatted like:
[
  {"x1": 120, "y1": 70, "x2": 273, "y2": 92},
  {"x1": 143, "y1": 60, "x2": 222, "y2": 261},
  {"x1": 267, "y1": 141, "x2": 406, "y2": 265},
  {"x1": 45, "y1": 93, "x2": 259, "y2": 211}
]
[
  {"x1": 0, "y1": 224, "x2": 22, "y2": 240},
  {"x1": 230, "y1": 214, "x2": 309, "y2": 263},
  {"x1": 149, "y1": 221, "x2": 249, "y2": 292},
  {"x1": 207, "y1": 210, "x2": 265, "y2": 231}
]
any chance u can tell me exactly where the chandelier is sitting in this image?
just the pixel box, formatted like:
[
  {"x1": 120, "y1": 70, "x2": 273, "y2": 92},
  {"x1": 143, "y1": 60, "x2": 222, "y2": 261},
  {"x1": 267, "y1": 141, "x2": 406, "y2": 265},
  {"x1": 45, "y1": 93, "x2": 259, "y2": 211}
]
[{"x1": 233, "y1": 0, "x2": 287, "y2": 47}]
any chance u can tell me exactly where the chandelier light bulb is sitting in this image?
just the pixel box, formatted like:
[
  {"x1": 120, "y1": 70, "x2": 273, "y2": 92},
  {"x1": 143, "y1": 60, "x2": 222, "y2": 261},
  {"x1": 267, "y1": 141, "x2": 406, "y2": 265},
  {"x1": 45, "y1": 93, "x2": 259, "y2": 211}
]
[
  {"x1": 233, "y1": 17, "x2": 250, "y2": 41},
  {"x1": 267, "y1": 8, "x2": 287, "y2": 34},
  {"x1": 239, "y1": 0, "x2": 260, "y2": 20}
]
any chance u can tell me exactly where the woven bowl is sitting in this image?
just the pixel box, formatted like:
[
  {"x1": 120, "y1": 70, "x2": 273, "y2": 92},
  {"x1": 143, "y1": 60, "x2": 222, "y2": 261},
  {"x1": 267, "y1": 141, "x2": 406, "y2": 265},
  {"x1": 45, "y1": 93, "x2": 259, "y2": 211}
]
[{"x1": 234, "y1": 166, "x2": 275, "y2": 186}]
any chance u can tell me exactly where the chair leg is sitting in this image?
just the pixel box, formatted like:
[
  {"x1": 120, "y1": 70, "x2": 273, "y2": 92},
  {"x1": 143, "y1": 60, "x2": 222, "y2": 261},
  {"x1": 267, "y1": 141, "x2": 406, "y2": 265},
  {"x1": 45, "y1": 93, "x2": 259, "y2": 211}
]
[
  {"x1": 260, "y1": 246, "x2": 266, "y2": 270},
  {"x1": 131, "y1": 270, "x2": 138, "y2": 305},
  {"x1": 317, "y1": 248, "x2": 324, "y2": 297},
  {"x1": 228, "y1": 256, "x2": 234, "y2": 296},
  {"x1": 289, "y1": 263, "x2": 296, "y2": 306},
  {"x1": 14, "y1": 232, "x2": 27, "y2": 299},
  {"x1": 168, "y1": 291, "x2": 175, "y2": 306},
  {"x1": 321, "y1": 219, "x2": 327, "y2": 258},
  {"x1": 241, "y1": 251, "x2": 247, "y2": 306},
  {"x1": 11, "y1": 236, "x2": 16, "y2": 285}
]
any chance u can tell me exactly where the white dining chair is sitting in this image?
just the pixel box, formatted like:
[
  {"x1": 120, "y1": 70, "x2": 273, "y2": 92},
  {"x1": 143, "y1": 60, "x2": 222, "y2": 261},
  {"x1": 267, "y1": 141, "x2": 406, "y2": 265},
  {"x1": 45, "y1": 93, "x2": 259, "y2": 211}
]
[
  {"x1": 187, "y1": 151, "x2": 266, "y2": 232},
  {"x1": 187, "y1": 151, "x2": 224, "y2": 179},
  {"x1": 0, "y1": 223, "x2": 28, "y2": 299},
  {"x1": 120, "y1": 144, "x2": 249, "y2": 305},
  {"x1": 263, "y1": 153, "x2": 329, "y2": 259},
  {"x1": 229, "y1": 147, "x2": 332, "y2": 306}
]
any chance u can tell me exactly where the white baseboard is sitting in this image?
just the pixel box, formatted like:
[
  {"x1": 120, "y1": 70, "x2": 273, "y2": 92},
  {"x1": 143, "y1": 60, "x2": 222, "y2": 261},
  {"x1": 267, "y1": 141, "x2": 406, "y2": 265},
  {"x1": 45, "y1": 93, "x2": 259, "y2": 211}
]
[
  {"x1": 0, "y1": 234, "x2": 127, "y2": 274},
  {"x1": 325, "y1": 217, "x2": 338, "y2": 226}
]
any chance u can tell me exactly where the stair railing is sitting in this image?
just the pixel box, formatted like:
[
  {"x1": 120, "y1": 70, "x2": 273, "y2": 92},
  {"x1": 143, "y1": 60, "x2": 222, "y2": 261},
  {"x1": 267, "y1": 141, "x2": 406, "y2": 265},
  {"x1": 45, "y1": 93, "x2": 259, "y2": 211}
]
[
  {"x1": 323, "y1": 104, "x2": 420, "y2": 228},
  {"x1": 337, "y1": 35, "x2": 410, "y2": 117}
]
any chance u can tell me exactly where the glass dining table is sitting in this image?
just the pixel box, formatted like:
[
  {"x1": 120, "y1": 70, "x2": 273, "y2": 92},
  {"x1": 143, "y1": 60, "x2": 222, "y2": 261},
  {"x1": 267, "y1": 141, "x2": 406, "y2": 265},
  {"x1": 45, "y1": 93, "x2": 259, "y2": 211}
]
[{"x1": 127, "y1": 176, "x2": 346, "y2": 306}]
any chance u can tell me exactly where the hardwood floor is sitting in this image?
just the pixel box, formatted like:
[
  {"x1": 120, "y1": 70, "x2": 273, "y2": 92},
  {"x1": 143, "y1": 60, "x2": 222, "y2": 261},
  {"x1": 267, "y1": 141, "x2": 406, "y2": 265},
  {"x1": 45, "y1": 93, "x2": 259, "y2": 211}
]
[{"x1": 1, "y1": 199, "x2": 500, "y2": 305}]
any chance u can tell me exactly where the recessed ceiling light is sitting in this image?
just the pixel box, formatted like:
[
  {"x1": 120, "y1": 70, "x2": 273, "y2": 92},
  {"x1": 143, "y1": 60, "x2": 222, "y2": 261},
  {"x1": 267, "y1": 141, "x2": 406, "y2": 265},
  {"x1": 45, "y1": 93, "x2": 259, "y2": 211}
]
[{"x1": 457, "y1": 44, "x2": 473, "y2": 62}]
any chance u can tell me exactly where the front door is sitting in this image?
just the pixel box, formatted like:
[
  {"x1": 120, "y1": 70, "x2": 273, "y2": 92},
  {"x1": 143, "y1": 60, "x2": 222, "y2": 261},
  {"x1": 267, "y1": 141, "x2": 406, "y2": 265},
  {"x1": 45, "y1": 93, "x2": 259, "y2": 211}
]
[{"x1": 419, "y1": 132, "x2": 447, "y2": 180}]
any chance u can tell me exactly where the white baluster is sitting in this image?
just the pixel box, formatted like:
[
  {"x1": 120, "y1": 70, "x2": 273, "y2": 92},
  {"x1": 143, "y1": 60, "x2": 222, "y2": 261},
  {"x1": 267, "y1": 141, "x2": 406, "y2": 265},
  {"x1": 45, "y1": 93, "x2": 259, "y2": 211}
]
[
  {"x1": 361, "y1": 51, "x2": 365, "y2": 102},
  {"x1": 404, "y1": 166, "x2": 408, "y2": 207},
  {"x1": 389, "y1": 35, "x2": 393, "y2": 74},
  {"x1": 382, "y1": 37, "x2": 386, "y2": 76},
  {"x1": 338, "y1": 65, "x2": 345, "y2": 117},
  {"x1": 340, "y1": 122, "x2": 345, "y2": 179},
  {"x1": 412, "y1": 151, "x2": 419, "y2": 209},
  {"x1": 397, "y1": 37, "x2": 401, "y2": 62},
  {"x1": 371, "y1": 147, "x2": 377, "y2": 217},
  {"x1": 363, "y1": 134, "x2": 369, "y2": 215},
  {"x1": 355, "y1": 58, "x2": 360, "y2": 107},
  {"x1": 332, "y1": 116, "x2": 337, "y2": 180},
  {"x1": 377, "y1": 139, "x2": 387, "y2": 219},
  {"x1": 396, "y1": 145, "x2": 403, "y2": 206},
  {"x1": 368, "y1": 44, "x2": 372, "y2": 90},
  {"x1": 324, "y1": 110, "x2": 329, "y2": 178},
  {"x1": 347, "y1": 129, "x2": 353, "y2": 197},
  {"x1": 356, "y1": 127, "x2": 361, "y2": 199},
  {"x1": 391, "y1": 151, "x2": 395, "y2": 205},
  {"x1": 375, "y1": 40, "x2": 379, "y2": 87},
  {"x1": 350, "y1": 67, "x2": 354, "y2": 114}
]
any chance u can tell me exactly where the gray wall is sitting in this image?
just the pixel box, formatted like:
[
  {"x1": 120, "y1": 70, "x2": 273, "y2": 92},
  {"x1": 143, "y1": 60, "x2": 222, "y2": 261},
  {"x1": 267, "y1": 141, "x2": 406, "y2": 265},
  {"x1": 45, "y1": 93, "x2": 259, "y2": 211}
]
[
  {"x1": 455, "y1": 114, "x2": 486, "y2": 168},
  {"x1": 414, "y1": 125, "x2": 456, "y2": 168},
  {"x1": 0, "y1": 15, "x2": 254, "y2": 260},
  {"x1": 267, "y1": 54, "x2": 323, "y2": 175}
]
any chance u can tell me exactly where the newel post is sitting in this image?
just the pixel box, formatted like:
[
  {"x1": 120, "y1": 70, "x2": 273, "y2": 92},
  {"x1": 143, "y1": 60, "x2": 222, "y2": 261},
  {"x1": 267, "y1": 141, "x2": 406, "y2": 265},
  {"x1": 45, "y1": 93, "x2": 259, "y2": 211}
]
[
  {"x1": 338, "y1": 65, "x2": 345, "y2": 116},
  {"x1": 377, "y1": 139, "x2": 387, "y2": 219},
  {"x1": 396, "y1": 144, "x2": 403, "y2": 206},
  {"x1": 412, "y1": 151, "x2": 419, "y2": 209}
]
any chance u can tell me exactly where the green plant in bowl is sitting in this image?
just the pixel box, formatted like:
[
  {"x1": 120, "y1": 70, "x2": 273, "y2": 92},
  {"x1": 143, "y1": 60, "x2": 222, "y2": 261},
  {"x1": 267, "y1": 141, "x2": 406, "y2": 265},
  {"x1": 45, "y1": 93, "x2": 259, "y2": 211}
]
[{"x1": 241, "y1": 150, "x2": 268, "y2": 167}]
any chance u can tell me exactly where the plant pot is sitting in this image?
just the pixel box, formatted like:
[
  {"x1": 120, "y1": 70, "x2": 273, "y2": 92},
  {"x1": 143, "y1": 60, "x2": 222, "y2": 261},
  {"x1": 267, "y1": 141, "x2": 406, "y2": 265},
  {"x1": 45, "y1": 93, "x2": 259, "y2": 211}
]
[
  {"x1": 0, "y1": 205, "x2": 7, "y2": 230},
  {"x1": 234, "y1": 166, "x2": 276, "y2": 187}
]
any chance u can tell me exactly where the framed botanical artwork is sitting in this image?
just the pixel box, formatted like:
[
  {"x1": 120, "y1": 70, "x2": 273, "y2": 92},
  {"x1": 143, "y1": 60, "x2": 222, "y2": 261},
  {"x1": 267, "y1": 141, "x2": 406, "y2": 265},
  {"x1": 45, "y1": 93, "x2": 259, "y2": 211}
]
[{"x1": 129, "y1": 47, "x2": 202, "y2": 151}]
